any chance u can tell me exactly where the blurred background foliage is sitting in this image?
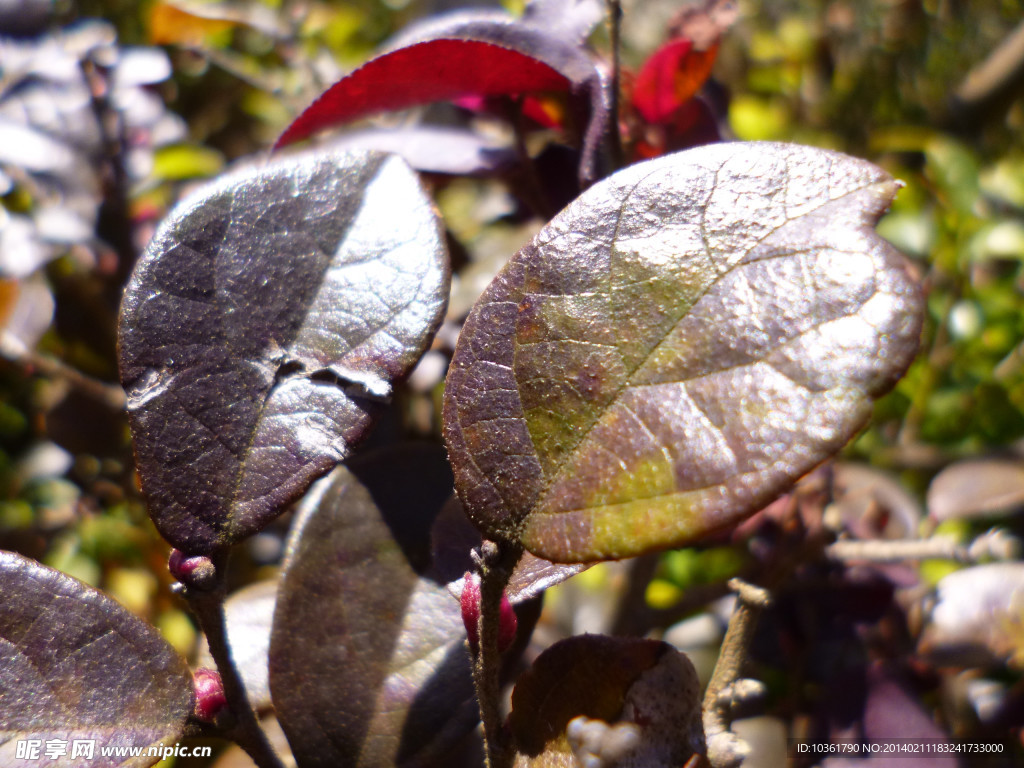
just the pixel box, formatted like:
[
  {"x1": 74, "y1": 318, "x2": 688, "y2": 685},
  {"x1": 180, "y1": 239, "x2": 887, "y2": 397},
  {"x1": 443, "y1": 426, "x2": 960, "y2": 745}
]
[{"x1": 2, "y1": 0, "x2": 1024, "y2": 762}]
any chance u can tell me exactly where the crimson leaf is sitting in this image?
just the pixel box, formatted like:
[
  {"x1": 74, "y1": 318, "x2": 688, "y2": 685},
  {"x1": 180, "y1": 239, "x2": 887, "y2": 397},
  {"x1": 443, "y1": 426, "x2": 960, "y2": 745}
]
[
  {"x1": 275, "y1": 13, "x2": 611, "y2": 184},
  {"x1": 275, "y1": 40, "x2": 571, "y2": 149}
]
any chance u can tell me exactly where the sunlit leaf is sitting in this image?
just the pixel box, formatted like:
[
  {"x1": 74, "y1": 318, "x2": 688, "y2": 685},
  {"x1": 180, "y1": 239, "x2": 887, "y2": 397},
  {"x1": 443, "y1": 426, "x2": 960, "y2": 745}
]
[
  {"x1": 0, "y1": 274, "x2": 54, "y2": 358},
  {"x1": 0, "y1": 551, "x2": 194, "y2": 767},
  {"x1": 148, "y1": 1, "x2": 285, "y2": 46},
  {"x1": 151, "y1": 144, "x2": 225, "y2": 182},
  {"x1": 833, "y1": 462, "x2": 922, "y2": 540},
  {"x1": 149, "y1": 2, "x2": 237, "y2": 45},
  {"x1": 118, "y1": 150, "x2": 449, "y2": 554},
  {"x1": 506, "y1": 552, "x2": 591, "y2": 604},
  {"x1": 269, "y1": 444, "x2": 479, "y2": 768},
  {"x1": 444, "y1": 141, "x2": 923, "y2": 562},
  {"x1": 521, "y1": 0, "x2": 604, "y2": 45},
  {"x1": 325, "y1": 127, "x2": 517, "y2": 176}
]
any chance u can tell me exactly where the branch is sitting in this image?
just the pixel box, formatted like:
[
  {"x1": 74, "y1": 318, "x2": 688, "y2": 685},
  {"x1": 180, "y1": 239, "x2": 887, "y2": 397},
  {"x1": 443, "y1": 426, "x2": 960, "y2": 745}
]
[
  {"x1": 177, "y1": 553, "x2": 286, "y2": 768},
  {"x1": 702, "y1": 578, "x2": 771, "y2": 768},
  {"x1": 825, "y1": 529, "x2": 1020, "y2": 564},
  {"x1": 0, "y1": 334, "x2": 127, "y2": 411},
  {"x1": 472, "y1": 539, "x2": 522, "y2": 768},
  {"x1": 604, "y1": 0, "x2": 624, "y2": 170},
  {"x1": 954, "y1": 20, "x2": 1024, "y2": 110}
]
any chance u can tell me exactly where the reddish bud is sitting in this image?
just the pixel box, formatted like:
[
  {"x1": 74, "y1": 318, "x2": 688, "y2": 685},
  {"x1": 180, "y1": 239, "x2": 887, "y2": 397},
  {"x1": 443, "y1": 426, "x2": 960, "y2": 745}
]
[
  {"x1": 460, "y1": 572, "x2": 518, "y2": 654},
  {"x1": 192, "y1": 668, "x2": 227, "y2": 723},
  {"x1": 168, "y1": 549, "x2": 217, "y2": 591},
  {"x1": 498, "y1": 588, "x2": 518, "y2": 652},
  {"x1": 461, "y1": 572, "x2": 482, "y2": 649}
]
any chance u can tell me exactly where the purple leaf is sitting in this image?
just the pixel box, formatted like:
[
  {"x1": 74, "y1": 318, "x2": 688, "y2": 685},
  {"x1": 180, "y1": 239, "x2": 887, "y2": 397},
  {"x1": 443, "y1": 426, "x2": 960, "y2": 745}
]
[
  {"x1": 269, "y1": 444, "x2": 479, "y2": 768},
  {"x1": 443, "y1": 141, "x2": 924, "y2": 563},
  {"x1": 0, "y1": 551, "x2": 194, "y2": 767},
  {"x1": 118, "y1": 150, "x2": 449, "y2": 554}
]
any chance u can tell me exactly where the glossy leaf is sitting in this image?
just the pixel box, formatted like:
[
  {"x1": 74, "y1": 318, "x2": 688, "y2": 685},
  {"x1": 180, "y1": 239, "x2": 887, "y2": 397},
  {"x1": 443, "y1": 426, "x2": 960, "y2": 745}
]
[
  {"x1": 444, "y1": 141, "x2": 923, "y2": 562},
  {"x1": 0, "y1": 551, "x2": 194, "y2": 767},
  {"x1": 118, "y1": 150, "x2": 449, "y2": 554},
  {"x1": 434, "y1": 495, "x2": 591, "y2": 605},
  {"x1": 269, "y1": 444, "x2": 479, "y2": 768},
  {"x1": 509, "y1": 635, "x2": 704, "y2": 766},
  {"x1": 506, "y1": 552, "x2": 591, "y2": 604}
]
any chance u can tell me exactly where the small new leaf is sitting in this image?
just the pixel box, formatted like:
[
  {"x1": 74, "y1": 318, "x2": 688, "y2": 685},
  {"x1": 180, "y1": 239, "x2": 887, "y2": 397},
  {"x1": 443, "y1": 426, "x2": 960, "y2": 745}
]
[
  {"x1": 444, "y1": 141, "x2": 923, "y2": 562},
  {"x1": 118, "y1": 150, "x2": 449, "y2": 554},
  {"x1": 0, "y1": 551, "x2": 194, "y2": 767}
]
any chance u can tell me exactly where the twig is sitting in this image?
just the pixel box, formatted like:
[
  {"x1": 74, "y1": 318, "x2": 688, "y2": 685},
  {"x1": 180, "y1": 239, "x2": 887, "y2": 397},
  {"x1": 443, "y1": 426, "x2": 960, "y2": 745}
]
[
  {"x1": 0, "y1": 335, "x2": 127, "y2": 411},
  {"x1": 608, "y1": 553, "x2": 662, "y2": 636},
  {"x1": 504, "y1": 97, "x2": 556, "y2": 221},
  {"x1": 826, "y1": 529, "x2": 1020, "y2": 564},
  {"x1": 80, "y1": 55, "x2": 137, "y2": 285},
  {"x1": 954, "y1": 20, "x2": 1024, "y2": 110},
  {"x1": 604, "y1": 0, "x2": 624, "y2": 170},
  {"x1": 182, "y1": 554, "x2": 286, "y2": 768},
  {"x1": 472, "y1": 539, "x2": 522, "y2": 768},
  {"x1": 703, "y1": 578, "x2": 771, "y2": 768}
]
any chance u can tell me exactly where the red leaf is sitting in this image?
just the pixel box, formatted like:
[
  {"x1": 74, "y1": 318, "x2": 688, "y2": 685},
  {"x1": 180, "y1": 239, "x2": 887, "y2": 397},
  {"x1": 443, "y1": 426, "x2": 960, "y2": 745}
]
[
  {"x1": 275, "y1": 39, "x2": 572, "y2": 149},
  {"x1": 632, "y1": 96, "x2": 720, "y2": 160},
  {"x1": 632, "y1": 38, "x2": 719, "y2": 124}
]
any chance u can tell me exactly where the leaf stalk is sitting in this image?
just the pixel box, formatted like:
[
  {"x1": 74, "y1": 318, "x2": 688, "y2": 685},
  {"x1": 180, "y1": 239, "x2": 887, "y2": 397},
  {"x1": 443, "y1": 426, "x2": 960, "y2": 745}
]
[
  {"x1": 472, "y1": 539, "x2": 523, "y2": 768},
  {"x1": 184, "y1": 554, "x2": 286, "y2": 768}
]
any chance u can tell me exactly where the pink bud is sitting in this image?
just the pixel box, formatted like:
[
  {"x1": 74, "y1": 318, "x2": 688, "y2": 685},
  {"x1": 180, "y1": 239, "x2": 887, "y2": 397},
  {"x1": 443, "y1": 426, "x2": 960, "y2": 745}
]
[
  {"x1": 168, "y1": 549, "x2": 216, "y2": 590},
  {"x1": 193, "y1": 668, "x2": 227, "y2": 723},
  {"x1": 460, "y1": 572, "x2": 518, "y2": 654},
  {"x1": 461, "y1": 572, "x2": 482, "y2": 649},
  {"x1": 498, "y1": 589, "x2": 518, "y2": 652}
]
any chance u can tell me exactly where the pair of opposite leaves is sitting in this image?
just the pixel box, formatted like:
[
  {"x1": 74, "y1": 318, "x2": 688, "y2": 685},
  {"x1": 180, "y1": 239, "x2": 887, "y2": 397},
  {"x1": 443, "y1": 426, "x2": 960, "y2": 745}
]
[{"x1": 118, "y1": 141, "x2": 923, "y2": 564}]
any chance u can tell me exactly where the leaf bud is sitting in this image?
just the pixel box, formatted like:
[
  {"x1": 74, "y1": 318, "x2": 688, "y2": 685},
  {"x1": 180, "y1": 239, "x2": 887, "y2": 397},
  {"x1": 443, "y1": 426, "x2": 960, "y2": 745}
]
[
  {"x1": 168, "y1": 549, "x2": 217, "y2": 591},
  {"x1": 460, "y1": 572, "x2": 518, "y2": 654},
  {"x1": 192, "y1": 667, "x2": 227, "y2": 723}
]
